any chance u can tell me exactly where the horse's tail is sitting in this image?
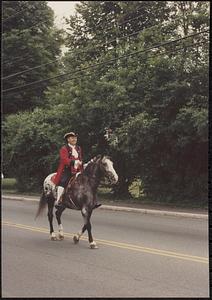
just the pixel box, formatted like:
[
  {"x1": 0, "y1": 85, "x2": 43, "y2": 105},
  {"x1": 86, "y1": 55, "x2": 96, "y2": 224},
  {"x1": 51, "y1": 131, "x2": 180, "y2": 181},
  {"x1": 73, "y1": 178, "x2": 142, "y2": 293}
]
[{"x1": 35, "y1": 191, "x2": 48, "y2": 219}]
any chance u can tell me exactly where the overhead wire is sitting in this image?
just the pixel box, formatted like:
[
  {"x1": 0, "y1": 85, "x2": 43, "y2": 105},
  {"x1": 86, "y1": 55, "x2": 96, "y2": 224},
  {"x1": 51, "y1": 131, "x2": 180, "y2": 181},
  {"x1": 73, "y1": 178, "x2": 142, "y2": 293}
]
[
  {"x1": 3, "y1": 39, "x2": 208, "y2": 98},
  {"x1": 2, "y1": 30, "x2": 209, "y2": 95},
  {"x1": 2, "y1": 17, "x2": 53, "y2": 38},
  {"x1": 2, "y1": 57, "x2": 62, "y2": 80},
  {"x1": 3, "y1": 25, "x2": 162, "y2": 80},
  {"x1": 2, "y1": 11, "x2": 162, "y2": 66},
  {"x1": 75, "y1": 8, "x2": 195, "y2": 36},
  {"x1": 2, "y1": 4, "x2": 208, "y2": 93},
  {"x1": 2, "y1": 5, "x2": 30, "y2": 23},
  {"x1": 3, "y1": 9, "x2": 152, "y2": 39},
  {"x1": 3, "y1": 12, "x2": 207, "y2": 81},
  {"x1": 3, "y1": 9, "x2": 197, "y2": 62},
  {"x1": 67, "y1": 11, "x2": 197, "y2": 46}
]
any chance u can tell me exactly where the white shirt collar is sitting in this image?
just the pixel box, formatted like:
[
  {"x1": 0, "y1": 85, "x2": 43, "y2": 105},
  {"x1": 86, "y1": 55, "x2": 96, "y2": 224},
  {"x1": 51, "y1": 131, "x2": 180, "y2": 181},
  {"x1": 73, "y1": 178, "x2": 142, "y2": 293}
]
[
  {"x1": 68, "y1": 143, "x2": 76, "y2": 148},
  {"x1": 68, "y1": 143, "x2": 78, "y2": 158}
]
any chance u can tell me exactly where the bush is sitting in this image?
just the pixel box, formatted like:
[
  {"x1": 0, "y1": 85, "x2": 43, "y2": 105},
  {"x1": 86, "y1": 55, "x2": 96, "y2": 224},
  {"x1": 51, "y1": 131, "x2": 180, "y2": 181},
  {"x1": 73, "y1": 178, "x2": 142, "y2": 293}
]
[
  {"x1": 3, "y1": 107, "x2": 72, "y2": 191},
  {"x1": 2, "y1": 178, "x2": 17, "y2": 190}
]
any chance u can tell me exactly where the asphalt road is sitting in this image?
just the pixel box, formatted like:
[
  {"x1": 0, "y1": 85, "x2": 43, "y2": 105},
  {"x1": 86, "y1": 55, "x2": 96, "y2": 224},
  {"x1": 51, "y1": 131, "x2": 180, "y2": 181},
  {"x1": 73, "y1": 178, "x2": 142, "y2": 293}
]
[{"x1": 2, "y1": 198, "x2": 209, "y2": 298}]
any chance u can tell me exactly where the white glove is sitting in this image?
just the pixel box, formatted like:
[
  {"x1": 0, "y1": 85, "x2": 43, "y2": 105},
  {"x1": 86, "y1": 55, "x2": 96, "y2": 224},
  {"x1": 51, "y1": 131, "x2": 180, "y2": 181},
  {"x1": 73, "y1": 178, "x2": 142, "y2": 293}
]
[{"x1": 74, "y1": 160, "x2": 82, "y2": 169}]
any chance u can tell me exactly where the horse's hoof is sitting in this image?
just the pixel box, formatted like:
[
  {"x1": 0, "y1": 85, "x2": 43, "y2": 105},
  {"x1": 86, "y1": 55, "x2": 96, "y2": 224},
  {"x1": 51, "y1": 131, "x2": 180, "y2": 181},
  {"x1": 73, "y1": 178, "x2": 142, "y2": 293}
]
[
  {"x1": 50, "y1": 232, "x2": 57, "y2": 241},
  {"x1": 58, "y1": 233, "x2": 64, "y2": 240},
  {"x1": 73, "y1": 235, "x2": 79, "y2": 244},
  {"x1": 90, "y1": 242, "x2": 98, "y2": 249}
]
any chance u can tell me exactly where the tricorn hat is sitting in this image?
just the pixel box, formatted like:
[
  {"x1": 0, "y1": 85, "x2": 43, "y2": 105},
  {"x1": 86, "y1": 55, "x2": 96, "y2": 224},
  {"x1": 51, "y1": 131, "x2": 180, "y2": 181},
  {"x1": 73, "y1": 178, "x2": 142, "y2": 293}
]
[{"x1": 64, "y1": 132, "x2": 78, "y2": 140}]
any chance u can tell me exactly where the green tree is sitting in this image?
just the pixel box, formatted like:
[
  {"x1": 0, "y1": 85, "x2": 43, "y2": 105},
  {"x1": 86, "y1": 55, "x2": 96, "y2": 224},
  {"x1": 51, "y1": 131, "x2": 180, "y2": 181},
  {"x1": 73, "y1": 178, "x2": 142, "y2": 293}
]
[
  {"x1": 48, "y1": 1, "x2": 209, "y2": 202},
  {"x1": 3, "y1": 1, "x2": 209, "y2": 206},
  {"x1": 63, "y1": 1, "x2": 170, "y2": 70},
  {"x1": 3, "y1": 105, "x2": 70, "y2": 190},
  {"x1": 2, "y1": 1, "x2": 64, "y2": 114}
]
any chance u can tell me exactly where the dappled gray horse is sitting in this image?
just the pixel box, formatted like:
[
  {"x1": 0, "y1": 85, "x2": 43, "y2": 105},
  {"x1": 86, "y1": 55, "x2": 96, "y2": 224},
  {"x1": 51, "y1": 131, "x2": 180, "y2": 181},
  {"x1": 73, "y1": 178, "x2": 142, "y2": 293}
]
[{"x1": 35, "y1": 155, "x2": 118, "y2": 249}]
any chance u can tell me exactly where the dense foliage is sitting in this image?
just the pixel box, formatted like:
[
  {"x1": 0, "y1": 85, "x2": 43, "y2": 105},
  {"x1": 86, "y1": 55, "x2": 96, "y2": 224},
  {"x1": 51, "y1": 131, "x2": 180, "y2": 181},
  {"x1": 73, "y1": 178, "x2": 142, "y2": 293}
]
[
  {"x1": 2, "y1": 1, "x2": 64, "y2": 114},
  {"x1": 3, "y1": 1, "x2": 209, "y2": 205}
]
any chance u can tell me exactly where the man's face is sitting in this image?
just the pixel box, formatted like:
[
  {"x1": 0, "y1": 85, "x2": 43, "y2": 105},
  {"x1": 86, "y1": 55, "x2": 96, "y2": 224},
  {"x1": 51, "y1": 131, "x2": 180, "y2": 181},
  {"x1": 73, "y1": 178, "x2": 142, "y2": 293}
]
[{"x1": 67, "y1": 136, "x2": 77, "y2": 145}]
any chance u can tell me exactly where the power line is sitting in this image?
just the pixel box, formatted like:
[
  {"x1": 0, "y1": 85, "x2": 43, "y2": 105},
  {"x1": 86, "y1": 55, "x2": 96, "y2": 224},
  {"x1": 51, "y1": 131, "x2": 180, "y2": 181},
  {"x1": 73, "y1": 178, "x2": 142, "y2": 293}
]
[
  {"x1": 2, "y1": 22, "x2": 162, "y2": 79},
  {"x1": 2, "y1": 5, "x2": 30, "y2": 23},
  {"x1": 3, "y1": 30, "x2": 208, "y2": 93},
  {"x1": 3, "y1": 9, "x2": 198, "y2": 57},
  {"x1": 2, "y1": 18, "x2": 52, "y2": 38},
  {"x1": 67, "y1": 8, "x2": 146, "y2": 34},
  {"x1": 81, "y1": 9, "x2": 195, "y2": 36},
  {"x1": 3, "y1": 6, "x2": 147, "y2": 38},
  {"x1": 60, "y1": 41, "x2": 210, "y2": 73},
  {"x1": 2, "y1": 26, "x2": 160, "y2": 81},
  {"x1": 3, "y1": 7, "x2": 195, "y2": 43},
  {"x1": 3, "y1": 54, "x2": 37, "y2": 70},
  {"x1": 3, "y1": 13, "x2": 208, "y2": 81},
  {"x1": 82, "y1": 11, "x2": 156, "y2": 35},
  {"x1": 3, "y1": 7, "x2": 198, "y2": 39},
  {"x1": 2, "y1": 57, "x2": 62, "y2": 80},
  {"x1": 67, "y1": 12, "x2": 197, "y2": 47},
  {"x1": 3, "y1": 9, "x2": 204, "y2": 67},
  {"x1": 3, "y1": 40, "x2": 208, "y2": 98},
  {"x1": 3, "y1": 54, "x2": 31, "y2": 65},
  {"x1": 145, "y1": 40, "x2": 208, "y2": 59},
  {"x1": 2, "y1": 30, "x2": 208, "y2": 95}
]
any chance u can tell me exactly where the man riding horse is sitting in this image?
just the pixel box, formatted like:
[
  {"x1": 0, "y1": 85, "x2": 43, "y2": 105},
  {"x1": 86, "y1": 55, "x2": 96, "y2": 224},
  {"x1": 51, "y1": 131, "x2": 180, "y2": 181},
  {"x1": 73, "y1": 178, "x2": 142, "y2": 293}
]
[{"x1": 52, "y1": 131, "x2": 101, "y2": 209}]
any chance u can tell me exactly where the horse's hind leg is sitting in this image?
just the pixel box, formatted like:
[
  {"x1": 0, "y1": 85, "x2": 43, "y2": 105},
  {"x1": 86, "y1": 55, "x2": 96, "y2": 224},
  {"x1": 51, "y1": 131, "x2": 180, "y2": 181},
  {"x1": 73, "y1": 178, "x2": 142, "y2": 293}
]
[
  {"x1": 47, "y1": 197, "x2": 57, "y2": 240},
  {"x1": 55, "y1": 205, "x2": 66, "y2": 240}
]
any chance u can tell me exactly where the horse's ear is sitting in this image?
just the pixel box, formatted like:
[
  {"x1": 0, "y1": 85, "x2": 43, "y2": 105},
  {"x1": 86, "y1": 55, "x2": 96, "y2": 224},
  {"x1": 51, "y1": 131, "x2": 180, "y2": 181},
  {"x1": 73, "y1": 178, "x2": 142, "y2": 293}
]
[
  {"x1": 101, "y1": 155, "x2": 107, "y2": 163},
  {"x1": 92, "y1": 155, "x2": 101, "y2": 162}
]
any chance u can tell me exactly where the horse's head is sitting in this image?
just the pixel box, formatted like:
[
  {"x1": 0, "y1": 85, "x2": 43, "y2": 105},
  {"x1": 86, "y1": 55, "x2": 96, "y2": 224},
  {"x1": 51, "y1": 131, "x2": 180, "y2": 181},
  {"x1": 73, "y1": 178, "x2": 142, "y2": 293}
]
[{"x1": 98, "y1": 155, "x2": 118, "y2": 185}]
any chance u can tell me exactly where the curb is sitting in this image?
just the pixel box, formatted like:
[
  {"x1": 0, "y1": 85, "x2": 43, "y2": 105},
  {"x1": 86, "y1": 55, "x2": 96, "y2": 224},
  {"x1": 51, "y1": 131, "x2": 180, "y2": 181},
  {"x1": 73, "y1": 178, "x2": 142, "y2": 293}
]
[
  {"x1": 101, "y1": 205, "x2": 208, "y2": 219},
  {"x1": 2, "y1": 195, "x2": 208, "y2": 219}
]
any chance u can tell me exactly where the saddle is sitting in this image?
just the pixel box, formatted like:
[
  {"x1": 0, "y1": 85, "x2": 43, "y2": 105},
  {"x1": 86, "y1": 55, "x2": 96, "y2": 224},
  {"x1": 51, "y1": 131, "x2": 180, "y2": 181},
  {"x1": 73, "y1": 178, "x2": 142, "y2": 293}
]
[
  {"x1": 50, "y1": 172, "x2": 81, "y2": 188},
  {"x1": 68, "y1": 171, "x2": 82, "y2": 187}
]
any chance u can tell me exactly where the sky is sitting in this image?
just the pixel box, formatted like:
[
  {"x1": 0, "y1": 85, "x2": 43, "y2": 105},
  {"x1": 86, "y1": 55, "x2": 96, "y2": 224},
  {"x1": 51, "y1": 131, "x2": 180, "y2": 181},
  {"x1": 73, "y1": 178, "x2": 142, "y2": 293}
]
[
  {"x1": 48, "y1": 1, "x2": 80, "y2": 53},
  {"x1": 48, "y1": 1, "x2": 79, "y2": 29}
]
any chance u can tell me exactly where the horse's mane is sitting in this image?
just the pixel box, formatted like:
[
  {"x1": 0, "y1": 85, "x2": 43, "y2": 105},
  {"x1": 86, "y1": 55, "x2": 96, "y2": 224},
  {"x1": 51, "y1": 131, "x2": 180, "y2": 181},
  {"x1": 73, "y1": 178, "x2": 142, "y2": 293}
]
[
  {"x1": 83, "y1": 160, "x2": 97, "y2": 176},
  {"x1": 83, "y1": 155, "x2": 103, "y2": 176}
]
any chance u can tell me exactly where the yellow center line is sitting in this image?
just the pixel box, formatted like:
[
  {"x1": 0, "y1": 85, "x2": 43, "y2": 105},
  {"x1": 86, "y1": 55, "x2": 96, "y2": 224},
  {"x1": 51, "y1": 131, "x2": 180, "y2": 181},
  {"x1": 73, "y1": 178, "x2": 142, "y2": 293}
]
[{"x1": 2, "y1": 220, "x2": 208, "y2": 264}]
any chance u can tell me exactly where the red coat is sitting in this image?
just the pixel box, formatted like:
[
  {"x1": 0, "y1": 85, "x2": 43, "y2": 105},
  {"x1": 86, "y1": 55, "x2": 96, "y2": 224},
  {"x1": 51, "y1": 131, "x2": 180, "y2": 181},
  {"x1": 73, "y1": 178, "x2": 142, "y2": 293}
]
[{"x1": 51, "y1": 144, "x2": 83, "y2": 186}]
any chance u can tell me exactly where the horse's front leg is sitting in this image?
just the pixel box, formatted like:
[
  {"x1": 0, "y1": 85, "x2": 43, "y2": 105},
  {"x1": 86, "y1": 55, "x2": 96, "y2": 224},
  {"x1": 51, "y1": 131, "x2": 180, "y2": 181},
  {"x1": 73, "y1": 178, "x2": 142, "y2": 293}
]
[
  {"x1": 55, "y1": 205, "x2": 66, "y2": 240},
  {"x1": 73, "y1": 223, "x2": 87, "y2": 244},
  {"x1": 87, "y1": 211, "x2": 98, "y2": 249},
  {"x1": 74, "y1": 207, "x2": 98, "y2": 249}
]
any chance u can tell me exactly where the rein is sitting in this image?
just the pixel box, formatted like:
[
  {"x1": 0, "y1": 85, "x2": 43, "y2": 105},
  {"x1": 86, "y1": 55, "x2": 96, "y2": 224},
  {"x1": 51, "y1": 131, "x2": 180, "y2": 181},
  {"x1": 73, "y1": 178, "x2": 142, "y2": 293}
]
[
  {"x1": 65, "y1": 175, "x2": 80, "y2": 209},
  {"x1": 69, "y1": 196, "x2": 78, "y2": 209}
]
